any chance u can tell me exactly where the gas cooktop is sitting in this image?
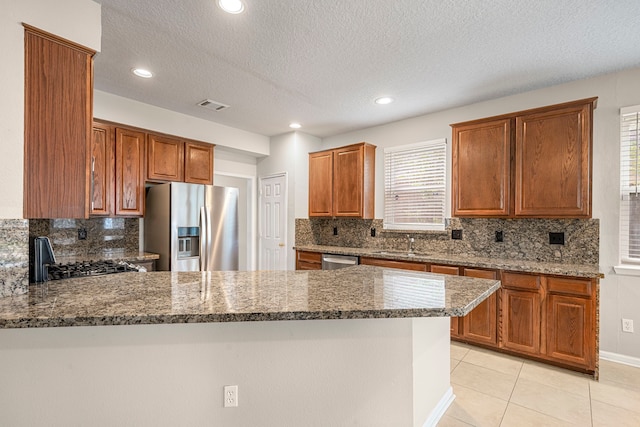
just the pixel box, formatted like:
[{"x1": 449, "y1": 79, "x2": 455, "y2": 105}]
[{"x1": 46, "y1": 260, "x2": 145, "y2": 281}]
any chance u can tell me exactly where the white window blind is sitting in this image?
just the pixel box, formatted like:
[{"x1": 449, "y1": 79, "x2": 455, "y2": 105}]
[
  {"x1": 384, "y1": 138, "x2": 446, "y2": 231},
  {"x1": 620, "y1": 106, "x2": 640, "y2": 263}
]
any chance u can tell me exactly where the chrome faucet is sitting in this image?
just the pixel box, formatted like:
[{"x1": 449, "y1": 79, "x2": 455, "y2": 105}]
[{"x1": 407, "y1": 234, "x2": 415, "y2": 253}]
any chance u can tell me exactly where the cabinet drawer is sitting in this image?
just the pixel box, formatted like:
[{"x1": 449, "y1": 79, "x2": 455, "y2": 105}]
[
  {"x1": 430, "y1": 265, "x2": 460, "y2": 275},
  {"x1": 546, "y1": 277, "x2": 592, "y2": 297},
  {"x1": 297, "y1": 261, "x2": 322, "y2": 270},
  {"x1": 502, "y1": 272, "x2": 540, "y2": 290},
  {"x1": 361, "y1": 257, "x2": 427, "y2": 271},
  {"x1": 297, "y1": 251, "x2": 321, "y2": 263},
  {"x1": 463, "y1": 268, "x2": 498, "y2": 280}
]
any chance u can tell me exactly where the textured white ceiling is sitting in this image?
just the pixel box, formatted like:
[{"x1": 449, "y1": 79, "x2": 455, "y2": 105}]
[{"x1": 94, "y1": 0, "x2": 640, "y2": 138}]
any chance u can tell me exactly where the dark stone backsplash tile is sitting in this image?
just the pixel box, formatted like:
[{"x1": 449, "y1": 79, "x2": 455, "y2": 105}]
[
  {"x1": 296, "y1": 217, "x2": 599, "y2": 265},
  {"x1": 0, "y1": 219, "x2": 29, "y2": 297},
  {"x1": 29, "y1": 218, "x2": 140, "y2": 258}
]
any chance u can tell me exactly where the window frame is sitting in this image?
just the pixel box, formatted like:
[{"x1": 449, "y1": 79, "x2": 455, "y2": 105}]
[
  {"x1": 383, "y1": 138, "x2": 447, "y2": 232},
  {"x1": 619, "y1": 105, "x2": 640, "y2": 265}
]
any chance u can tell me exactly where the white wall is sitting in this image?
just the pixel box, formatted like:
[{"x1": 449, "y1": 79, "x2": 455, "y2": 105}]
[
  {"x1": 94, "y1": 90, "x2": 270, "y2": 157},
  {"x1": 0, "y1": 318, "x2": 450, "y2": 427},
  {"x1": 321, "y1": 67, "x2": 640, "y2": 360},
  {"x1": 257, "y1": 132, "x2": 321, "y2": 270},
  {"x1": 0, "y1": 0, "x2": 102, "y2": 219}
]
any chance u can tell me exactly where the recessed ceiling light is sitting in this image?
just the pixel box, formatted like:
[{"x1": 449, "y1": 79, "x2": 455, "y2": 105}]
[
  {"x1": 132, "y1": 68, "x2": 153, "y2": 78},
  {"x1": 289, "y1": 122, "x2": 302, "y2": 129},
  {"x1": 375, "y1": 97, "x2": 394, "y2": 105},
  {"x1": 218, "y1": 0, "x2": 245, "y2": 14}
]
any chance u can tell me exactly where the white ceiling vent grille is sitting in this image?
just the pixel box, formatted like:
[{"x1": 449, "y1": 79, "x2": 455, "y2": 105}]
[{"x1": 197, "y1": 99, "x2": 230, "y2": 111}]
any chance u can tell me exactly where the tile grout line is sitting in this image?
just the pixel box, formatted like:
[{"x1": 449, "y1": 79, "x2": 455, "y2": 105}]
[
  {"x1": 498, "y1": 359, "x2": 524, "y2": 426},
  {"x1": 589, "y1": 379, "x2": 594, "y2": 427}
]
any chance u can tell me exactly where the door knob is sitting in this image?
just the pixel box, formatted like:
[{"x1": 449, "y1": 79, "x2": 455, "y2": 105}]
[{"x1": 278, "y1": 242, "x2": 285, "y2": 247}]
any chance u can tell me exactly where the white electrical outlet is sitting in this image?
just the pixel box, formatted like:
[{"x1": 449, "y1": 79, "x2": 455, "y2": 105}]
[
  {"x1": 622, "y1": 319, "x2": 634, "y2": 333},
  {"x1": 224, "y1": 385, "x2": 238, "y2": 407}
]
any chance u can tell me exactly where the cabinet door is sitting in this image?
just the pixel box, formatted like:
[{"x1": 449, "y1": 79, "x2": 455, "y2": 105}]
[
  {"x1": 462, "y1": 268, "x2": 499, "y2": 346},
  {"x1": 501, "y1": 273, "x2": 541, "y2": 355},
  {"x1": 115, "y1": 128, "x2": 146, "y2": 216},
  {"x1": 296, "y1": 251, "x2": 322, "y2": 270},
  {"x1": 430, "y1": 265, "x2": 461, "y2": 336},
  {"x1": 309, "y1": 151, "x2": 333, "y2": 217},
  {"x1": 333, "y1": 145, "x2": 364, "y2": 217},
  {"x1": 184, "y1": 141, "x2": 214, "y2": 185},
  {"x1": 90, "y1": 123, "x2": 114, "y2": 216},
  {"x1": 430, "y1": 265, "x2": 460, "y2": 275},
  {"x1": 515, "y1": 102, "x2": 593, "y2": 217},
  {"x1": 545, "y1": 277, "x2": 595, "y2": 369},
  {"x1": 23, "y1": 26, "x2": 94, "y2": 219},
  {"x1": 147, "y1": 134, "x2": 184, "y2": 182},
  {"x1": 452, "y1": 119, "x2": 511, "y2": 217}
]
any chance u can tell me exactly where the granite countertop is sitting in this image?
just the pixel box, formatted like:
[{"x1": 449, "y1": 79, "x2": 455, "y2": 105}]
[
  {"x1": 295, "y1": 244, "x2": 603, "y2": 279},
  {"x1": 0, "y1": 265, "x2": 500, "y2": 329},
  {"x1": 54, "y1": 251, "x2": 160, "y2": 265}
]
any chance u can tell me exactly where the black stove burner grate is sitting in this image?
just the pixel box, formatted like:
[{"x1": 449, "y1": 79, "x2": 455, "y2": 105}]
[{"x1": 47, "y1": 260, "x2": 144, "y2": 281}]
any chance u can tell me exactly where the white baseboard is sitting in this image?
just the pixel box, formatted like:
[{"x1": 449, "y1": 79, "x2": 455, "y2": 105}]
[
  {"x1": 422, "y1": 387, "x2": 455, "y2": 427},
  {"x1": 600, "y1": 351, "x2": 640, "y2": 368}
]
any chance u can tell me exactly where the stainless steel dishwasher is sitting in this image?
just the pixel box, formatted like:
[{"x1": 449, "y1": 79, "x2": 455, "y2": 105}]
[{"x1": 321, "y1": 254, "x2": 359, "y2": 270}]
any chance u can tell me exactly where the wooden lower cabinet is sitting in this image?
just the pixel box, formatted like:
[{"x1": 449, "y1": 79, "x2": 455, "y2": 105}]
[
  {"x1": 296, "y1": 251, "x2": 322, "y2": 270},
  {"x1": 430, "y1": 265, "x2": 462, "y2": 337},
  {"x1": 461, "y1": 268, "x2": 499, "y2": 346},
  {"x1": 544, "y1": 277, "x2": 596, "y2": 370},
  {"x1": 501, "y1": 272, "x2": 541, "y2": 354},
  {"x1": 361, "y1": 257, "x2": 427, "y2": 271}
]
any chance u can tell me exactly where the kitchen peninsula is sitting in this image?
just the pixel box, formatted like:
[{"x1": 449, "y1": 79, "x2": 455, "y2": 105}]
[{"x1": 0, "y1": 266, "x2": 498, "y2": 427}]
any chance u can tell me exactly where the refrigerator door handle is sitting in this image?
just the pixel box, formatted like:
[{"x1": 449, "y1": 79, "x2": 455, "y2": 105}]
[
  {"x1": 205, "y1": 206, "x2": 213, "y2": 272},
  {"x1": 199, "y1": 206, "x2": 207, "y2": 272}
]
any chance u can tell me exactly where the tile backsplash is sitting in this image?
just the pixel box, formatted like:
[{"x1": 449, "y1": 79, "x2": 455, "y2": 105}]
[
  {"x1": 29, "y1": 218, "x2": 140, "y2": 258},
  {"x1": 296, "y1": 217, "x2": 599, "y2": 265},
  {"x1": 0, "y1": 219, "x2": 29, "y2": 297}
]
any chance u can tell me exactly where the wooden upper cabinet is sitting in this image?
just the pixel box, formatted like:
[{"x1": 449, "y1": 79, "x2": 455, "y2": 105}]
[
  {"x1": 23, "y1": 25, "x2": 95, "y2": 219},
  {"x1": 308, "y1": 143, "x2": 375, "y2": 218},
  {"x1": 147, "y1": 134, "x2": 184, "y2": 182},
  {"x1": 451, "y1": 98, "x2": 596, "y2": 219},
  {"x1": 309, "y1": 151, "x2": 334, "y2": 216},
  {"x1": 184, "y1": 141, "x2": 214, "y2": 185},
  {"x1": 115, "y1": 128, "x2": 145, "y2": 216},
  {"x1": 515, "y1": 102, "x2": 593, "y2": 217},
  {"x1": 90, "y1": 123, "x2": 114, "y2": 216},
  {"x1": 452, "y1": 119, "x2": 511, "y2": 217}
]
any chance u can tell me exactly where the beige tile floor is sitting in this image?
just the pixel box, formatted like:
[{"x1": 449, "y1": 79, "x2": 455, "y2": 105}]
[{"x1": 440, "y1": 342, "x2": 640, "y2": 426}]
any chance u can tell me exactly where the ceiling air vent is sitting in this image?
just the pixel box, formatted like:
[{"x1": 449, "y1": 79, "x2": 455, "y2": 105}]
[{"x1": 197, "y1": 99, "x2": 230, "y2": 111}]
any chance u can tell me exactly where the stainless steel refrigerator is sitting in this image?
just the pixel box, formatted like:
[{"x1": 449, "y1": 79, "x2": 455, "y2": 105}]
[{"x1": 144, "y1": 183, "x2": 239, "y2": 271}]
